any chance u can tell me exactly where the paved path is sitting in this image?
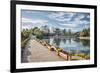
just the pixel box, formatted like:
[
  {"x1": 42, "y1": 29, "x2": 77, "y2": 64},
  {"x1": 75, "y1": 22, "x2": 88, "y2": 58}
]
[{"x1": 24, "y1": 39, "x2": 65, "y2": 62}]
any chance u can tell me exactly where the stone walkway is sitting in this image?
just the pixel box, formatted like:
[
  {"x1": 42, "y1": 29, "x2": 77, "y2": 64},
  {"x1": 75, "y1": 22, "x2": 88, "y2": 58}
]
[{"x1": 25, "y1": 39, "x2": 65, "y2": 62}]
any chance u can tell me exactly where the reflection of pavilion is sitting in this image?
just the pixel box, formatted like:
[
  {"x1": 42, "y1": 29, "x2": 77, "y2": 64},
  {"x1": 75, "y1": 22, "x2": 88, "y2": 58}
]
[{"x1": 48, "y1": 37, "x2": 72, "y2": 47}]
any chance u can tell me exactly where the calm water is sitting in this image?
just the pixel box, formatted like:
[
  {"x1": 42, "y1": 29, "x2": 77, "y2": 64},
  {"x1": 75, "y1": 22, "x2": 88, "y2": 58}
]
[{"x1": 42, "y1": 37, "x2": 90, "y2": 55}]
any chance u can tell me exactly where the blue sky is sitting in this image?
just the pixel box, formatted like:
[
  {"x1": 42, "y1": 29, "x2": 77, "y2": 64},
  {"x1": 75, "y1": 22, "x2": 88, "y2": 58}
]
[{"x1": 21, "y1": 10, "x2": 90, "y2": 32}]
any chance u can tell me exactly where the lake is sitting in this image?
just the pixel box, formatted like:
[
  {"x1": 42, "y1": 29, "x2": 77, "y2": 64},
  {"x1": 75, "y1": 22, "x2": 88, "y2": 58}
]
[{"x1": 42, "y1": 37, "x2": 90, "y2": 55}]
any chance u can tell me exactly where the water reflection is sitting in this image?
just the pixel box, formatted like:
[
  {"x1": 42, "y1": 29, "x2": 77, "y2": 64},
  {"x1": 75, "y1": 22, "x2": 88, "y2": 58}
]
[
  {"x1": 42, "y1": 37, "x2": 90, "y2": 54},
  {"x1": 53, "y1": 38, "x2": 61, "y2": 47}
]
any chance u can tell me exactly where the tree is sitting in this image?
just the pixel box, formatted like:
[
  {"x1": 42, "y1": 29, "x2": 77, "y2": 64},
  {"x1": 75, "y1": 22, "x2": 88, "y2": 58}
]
[
  {"x1": 33, "y1": 28, "x2": 44, "y2": 39},
  {"x1": 80, "y1": 28, "x2": 90, "y2": 37},
  {"x1": 54, "y1": 28, "x2": 61, "y2": 36},
  {"x1": 31, "y1": 27, "x2": 38, "y2": 35},
  {"x1": 62, "y1": 29, "x2": 66, "y2": 36},
  {"x1": 68, "y1": 29, "x2": 71, "y2": 36},
  {"x1": 21, "y1": 29, "x2": 30, "y2": 41}
]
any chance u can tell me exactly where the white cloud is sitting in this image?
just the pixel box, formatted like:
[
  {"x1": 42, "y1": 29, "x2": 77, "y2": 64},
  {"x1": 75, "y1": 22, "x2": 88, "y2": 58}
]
[
  {"x1": 73, "y1": 14, "x2": 85, "y2": 21},
  {"x1": 79, "y1": 14, "x2": 85, "y2": 19},
  {"x1": 23, "y1": 10, "x2": 40, "y2": 14},
  {"x1": 48, "y1": 12, "x2": 90, "y2": 30},
  {"x1": 80, "y1": 20, "x2": 89, "y2": 24},
  {"x1": 22, "y1": 18, "x2": 33, "y2": 23},
  {"x1": 50, "y1": 12, "x2": 65, "y2": 18},
  {"x1": 50, "y1": 12, "x2": 90, "y2": 27},
  {"x1": 22, "y1": 17, "x2": 48, "y2": 29},
  {"x1": 59, "y1": 23, "x2": 79, "y2": 28},
  {"x1": 22, "y1": 18, "x2": 48, "y2": 24},
  {"x1": 58, "y1": 20, "x2": 89, "y2": 29},
  {"x1": 87, "y1": 15, "x2": 90, "y2": 18},
  {"x1": 49, "y1": 12, "x2": 75, "y2": 22}
]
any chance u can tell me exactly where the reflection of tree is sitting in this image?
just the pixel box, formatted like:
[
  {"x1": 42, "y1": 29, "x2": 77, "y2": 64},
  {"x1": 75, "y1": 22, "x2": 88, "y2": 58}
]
[
  {"x1": 46, "y1": 37, "x2": 50, "y2": 44},
  {"x1": 80, "y1": 39, "x2": 90, "y2": 46},
  {"x1": 62, "y1": 39, "x2": 66, "y2": 44},
  {"x1": 70, "y1": 49, "x2": 76, "y2": 55},
  {"x1": 47, "y1": 38, "x2": 50, "y2": 44},
  {"x1": 73, "y1": 38, "x2": 80, "y2": 42},
  {"x1": 68, "y1": 37, "x2": 71, "y2": 44},
  {"x1": 73, "y1": 38, "x2": 90, "y2": 47},
  {"x1": 80, "y1": 50, "x2": 90, "y2": 54},
  {"x1": 42, "y1": 36, "x2": 50, "y2": 43},
  {"x1": 53, "y1": 38, "x2": 61, "y2": 47}
]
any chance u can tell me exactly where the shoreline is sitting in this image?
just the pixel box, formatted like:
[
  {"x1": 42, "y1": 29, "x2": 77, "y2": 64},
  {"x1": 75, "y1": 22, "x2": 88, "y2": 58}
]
[{"x1": 78, "y1": 37, "x2": 90, "y2": 40}]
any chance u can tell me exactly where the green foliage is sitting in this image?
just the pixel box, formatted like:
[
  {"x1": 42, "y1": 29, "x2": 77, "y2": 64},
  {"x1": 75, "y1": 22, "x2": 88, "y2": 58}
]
[
  {"x1": 80, "y1": 28, "x2": 90, "y2": 37},
  {"x1": 33, "y1": 27, "x2": 44, "y2": 39},
  {"x1": 74, "y1": 28, "x2": 90, "y2": 37},
  {"x1": 62, "y1": 29, "x2": 67, "y2": 36},
  {"x1": 72, "y1": 53, "x2": 90, "y2": 60},
  {"x1": 56, "y1": 47, "x2": 63, "y2": 53},
  {"x1": 21, "y1": 26, "x2": 90, "y2": 40},
  {"x1": 57, "y1": 48, "x2": 63, "y2": 52},
  {"x1": 21, "y1": 38, "x2": 29, "y2": 49},
  {"x1": 54, "y1": 28, "x2": 61, "y2": 35},
  {"x1": 21, "y1": 29, "x2": 30, "y2": 49},
  {"x1": 68, "y1": 29, "x2": 71, "y2": 36},
  {"x1": 21, "y1": 27, "x2": 44, "y2": 40},
  {"x1": 21, "y1": 29, "x2": 30, "y2": 41}
]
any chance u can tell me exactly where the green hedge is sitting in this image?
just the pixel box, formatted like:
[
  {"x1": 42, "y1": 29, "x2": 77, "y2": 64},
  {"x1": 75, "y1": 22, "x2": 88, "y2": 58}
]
[{"x1": 21, "y1": 38, "x2": 29, "y2": 49}]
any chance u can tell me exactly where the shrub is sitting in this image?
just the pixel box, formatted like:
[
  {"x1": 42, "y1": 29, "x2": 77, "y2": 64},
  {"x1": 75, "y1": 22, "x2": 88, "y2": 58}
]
[{"x1": 21, "y1": 38, "x2": 29, "y2": 49}]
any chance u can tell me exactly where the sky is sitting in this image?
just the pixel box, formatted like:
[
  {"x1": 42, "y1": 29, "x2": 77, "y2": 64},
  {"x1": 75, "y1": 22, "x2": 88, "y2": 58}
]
[{"x1": 21, "y1": 10, "x2": 90, "y2": 32}]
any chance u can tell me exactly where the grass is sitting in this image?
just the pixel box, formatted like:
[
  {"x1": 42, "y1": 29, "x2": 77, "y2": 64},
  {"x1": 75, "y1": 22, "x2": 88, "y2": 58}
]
[
  {"x1": 21, "y1": 38, "x2": 29, "y2": 49},
  {"x1": 56, "y1": 48, "x2": 63, "y2": 52},
  {"x1": 71, "y1": 53, "x2": 90, "y2": 60}
]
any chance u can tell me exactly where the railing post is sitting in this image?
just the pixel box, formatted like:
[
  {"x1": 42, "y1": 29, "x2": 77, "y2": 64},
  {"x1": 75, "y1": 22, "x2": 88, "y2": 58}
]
[{"x1": 67, "y1": 54, "x2": 71, "y2": 61}]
